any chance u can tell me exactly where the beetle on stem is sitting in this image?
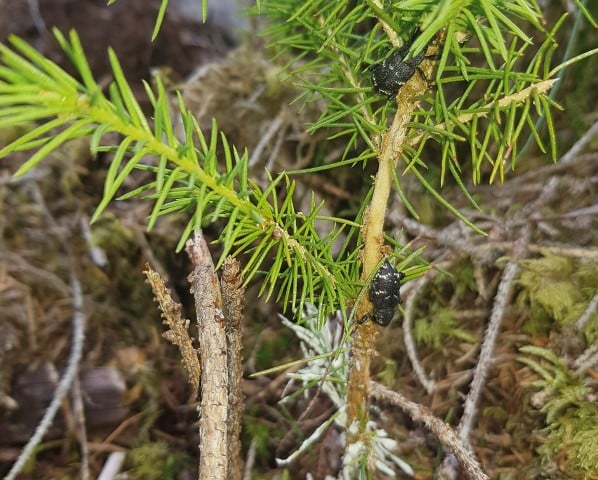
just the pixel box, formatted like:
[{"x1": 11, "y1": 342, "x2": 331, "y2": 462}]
[
  {"x1": 371, "y1": 30, "x2": 430, "y2": 98},
  {"x1": 365, "y1": 260, "x2": 405, "y2": 326}
]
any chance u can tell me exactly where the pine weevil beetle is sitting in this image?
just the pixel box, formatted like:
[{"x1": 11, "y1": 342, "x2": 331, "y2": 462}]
[
  {"x1": 371, "y1": 30, "x2": 428, "y2": 98},
  {"x1": 367, "y1": 260, "x2": 405, "y2": 326}
]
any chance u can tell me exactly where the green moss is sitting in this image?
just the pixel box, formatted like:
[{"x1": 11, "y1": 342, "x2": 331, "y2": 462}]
[
  {"x1": 244, "y1": 417, "x2": 276, "y2": 463},
  {"x1": 519, "y1": 346, "x2": 598, "y2": 478},
  {"x1": 414, "y1": 306, "x2": 476, "y2": 348},
  {"x1": 517, "y1": 256, "x2": 598, "y2": 334},
  {"x1": 127, "y1": 441, "x2": 193, "y2": 480}
]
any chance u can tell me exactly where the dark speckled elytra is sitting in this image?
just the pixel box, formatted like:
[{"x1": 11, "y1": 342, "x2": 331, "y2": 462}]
[
  {"x1": 371, "y1": 33, "x2": 426, "y2": 98},
  {"x1": 368, "y1": 260, "x2": 404, "y2": 326}
]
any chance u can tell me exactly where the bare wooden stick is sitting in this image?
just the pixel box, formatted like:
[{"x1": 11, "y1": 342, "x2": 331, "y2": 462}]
[
  {"x1": 221, "y1": 257, "x2": 245, "y2": 480},
  {"x1": 186, "y1": 231, "x2": 228, "y2": 480}
]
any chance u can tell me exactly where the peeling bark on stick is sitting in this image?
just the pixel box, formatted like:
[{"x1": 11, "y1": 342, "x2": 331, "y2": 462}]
[
  {"x1": 221, "y1": 257, "x2": 244, "y2": 480},
  {"x1": 187, "y1": 231, "x2": 228, "y2": 480}
]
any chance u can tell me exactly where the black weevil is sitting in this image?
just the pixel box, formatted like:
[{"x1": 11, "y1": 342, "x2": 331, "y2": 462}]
[
  {"x1": 367, "y1": 260, "x2": 405, "y2": 326},
  {"x1": 371, "y1": 30, "x2": 428, "y2": 98}
]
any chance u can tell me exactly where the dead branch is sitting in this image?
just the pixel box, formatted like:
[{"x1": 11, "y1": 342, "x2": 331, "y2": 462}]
[
  {"x1": 186, "y1": 230, "x2": 228, "y2": 480},
  {"x1": 72, "y1": 377, "x2": 90, "y2": 480},
  {"x1": 573, "y1": 344, "x2": 598, "y2": 375},
  {"x1": 221, "y1": 257, "x2": 245, "y2": 480},
  {"x1": 145, "y1": 250, "x2": 246, "y2": 479},
  {"x1": 144, "y1": 265, "x2": 200, "y2": 393},
  {"x1": 4, "y1": 270, "x2": 86, "y2": 480},
  {"x1": 457, "y1": 227, "x2": 530, "y2": 448},
  {"x1": 403, "y1": 272, "x2": 439, "y2": 394},
  {"x1": 370, "y1": 381, "x2": 489, "y2": 480},
  {"x1": 575, "y1": 291, "x2": 598, "y2": 331},
  {"x1": 560, "y1": 119, "x2": 598, "y2": 165}
]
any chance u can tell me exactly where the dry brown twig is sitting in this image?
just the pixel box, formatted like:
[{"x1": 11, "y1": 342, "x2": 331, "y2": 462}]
[
  {"x1": 438, "y1": 177, "x2": 567, "y2": 478},
  {"x1": 403, "y1": 272, "x2": 441, "y2": 394},
  {"x1": 457, "y1": 226, "x2": 531, "y2": 448},
  {"x1": 370, "y1": 381, "x2": 489, "y2": 480},
  {"x1": 144, "y1": 264, "x2": 201, "y2": 393},
  {"x1": 5, "y1": 270, "x2": 87, "y2": 480},
  {"x1": 72, "y1": 376, "x2": 90, "y2": 480}
]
